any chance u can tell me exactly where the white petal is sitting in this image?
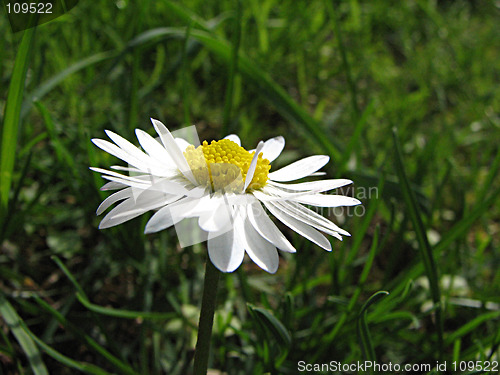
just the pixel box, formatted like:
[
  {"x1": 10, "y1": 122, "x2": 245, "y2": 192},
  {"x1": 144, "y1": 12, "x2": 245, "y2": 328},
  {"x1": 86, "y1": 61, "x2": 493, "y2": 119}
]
[
  {"x1": 92, "y1": 138, "x2": 147, "y2": 171},
  {"x1": 223, "y1": 192, "x2": 258, "y2": 206},
  {"x1": 104, "y1": 130, "x2": 156, "y2": 170},
  {"x1": 244, "y1": 141, "x2": 264, "y2": 191},
  {"x1": 141, "y1": 178, "x2": 189, "y2": 196},
  {"x1": 263, "y1": 201, "x2": 332, "y2": 251},
  {"x1": 268, "y1": 179, "x2": 352, "y2": 192},
  {"x1": 268, "y1": 155, "x2": 330, "y2": 182},
  {"x1": 151, "y1": 119, "x2": 197, "y2": 185},
  {"x1": 287, "y1": 200, "x2": 349, "y2": 236},
  {"x1": 247, "y1": 202, "x2": 296, "y2": 253},
  {"x1": 171, "y1": 194, "x2": 219, "y2": 218},
  {"x1": 273, "y1": 200, "x2": 350, "y2": 237},
  {"x1": 100, "y1": 175, "x2": 151, "y2": 189},
  {"x1": 198, "y1": 200, "x2": 234, "y2": 232},
  {"x1": 90, "y1": 167, "x2": 152, "y2": 185},
  {"x1": 99, "y1": 200, "x2": 147, "y2": 229},
  {"x1": 256, "y1": 136, "x2": 285, "y2": 162},
  {"x1": 223, "y1": 134, "x2": 241, "y2": 146},
  {"x1": 252, "y1": 187, "x2": 313, "y2": 202},
  {"x1": 110, "y1": 165, "x2": 143, "y2": 173},
  {"x1": 96, "y1": 188, "x2": 132, "y2": 215},
  {"x1": 99, "y1": 197, "x2": 161, "y2": 229},
  {"x1": 186, "y1": 186, "x2": 208, "y2": 198},
  {"x1": 144, "y1": 203, "x2": 185, "y2": 233},
  {"x1": 293, "y1": 194, "x2": 361, "y2": 207},
  {"x1": 208, "y1": 228, "x2": 245, "y2": 273},
  {"x1": 105, "y1": 130, "x2": 145, "y2": 157},
  {"x1": 135, "y1": 129, "x2": 174, "y2": 165},
  {"x1": 100, "y1": 181, "x2": 127, "y2": 191},
  {"x1": 237, "y1": 211, "x2": 279, "y2": 273},
  {"x1": 175, "y1": 138, "x2": 191, "y2": 152}
]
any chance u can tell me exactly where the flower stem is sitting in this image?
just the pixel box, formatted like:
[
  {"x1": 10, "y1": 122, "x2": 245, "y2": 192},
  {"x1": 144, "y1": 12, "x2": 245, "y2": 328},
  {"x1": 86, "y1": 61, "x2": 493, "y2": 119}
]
[{"x1": 193, "y1": 259, "x2": 220, "y2": 375}]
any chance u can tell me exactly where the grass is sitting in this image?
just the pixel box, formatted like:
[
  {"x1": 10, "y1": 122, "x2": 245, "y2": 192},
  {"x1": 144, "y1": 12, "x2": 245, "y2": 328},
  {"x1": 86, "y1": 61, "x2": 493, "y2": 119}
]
[{"x1": 1, "y1": 0, "x2": 499, "y2": 374}]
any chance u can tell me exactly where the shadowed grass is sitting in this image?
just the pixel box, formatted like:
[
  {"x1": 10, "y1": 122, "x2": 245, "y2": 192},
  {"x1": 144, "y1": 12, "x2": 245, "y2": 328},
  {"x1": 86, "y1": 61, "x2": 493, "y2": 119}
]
[
  {"x1": 393, "y1": 128, "x2": 444, "y2": 358},
  {"x1": 1, "y1": 28, "x2": 35, "y2": 229}
]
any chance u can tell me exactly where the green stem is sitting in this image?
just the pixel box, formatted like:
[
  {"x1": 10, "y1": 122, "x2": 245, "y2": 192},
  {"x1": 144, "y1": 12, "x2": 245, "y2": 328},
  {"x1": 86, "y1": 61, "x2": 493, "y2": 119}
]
[{"x1": 193, "y1": 260, "x2": 220, "y2": 375}]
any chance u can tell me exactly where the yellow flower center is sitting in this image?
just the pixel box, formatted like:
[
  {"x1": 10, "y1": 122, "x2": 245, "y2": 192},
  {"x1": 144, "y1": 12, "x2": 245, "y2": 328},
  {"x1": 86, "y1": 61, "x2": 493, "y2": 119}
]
[{"x1": 183, "y1": 139, "x2": 270, "y2": 193}]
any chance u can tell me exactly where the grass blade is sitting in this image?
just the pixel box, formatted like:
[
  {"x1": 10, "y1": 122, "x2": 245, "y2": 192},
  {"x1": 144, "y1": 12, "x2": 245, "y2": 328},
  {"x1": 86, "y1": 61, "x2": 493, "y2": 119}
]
[
  {"x1": 127, "y1": 25, "x2": 343, "y2": 157},
  {"x1": 0, "y1": 293, "x2": 49, "y2": 375},
  {"x1": 222, "y1": 0, "x2": 242, "y2": 135},
  {"x1": 357, "y1": 291, "x2": 389, "y2": 368},
  {"x1": 247, "y1": 304, "x2": 292, "y2": 349},
  {"x1": 315, "y1": 226, "x2": 381, "y2": 361},
  {"x1": 17, "y1": 316, "x2": 113, "y2": 375},
  {"x1": 445, "y1": 310, "x2": 500, "y2": 347},
  {"x1": 76, "y1": 293, "x2": 175, "y2": 320},
  {"x1": 392, "y1": 128, "x2": 443, "y2": 357},
  {"x1": 21, "y1": 51, "x2": 117, "y2": 120},
  {"x1": 1, "y1": 28, "x2": 35, "y2": 223},
  {"x1": 325, "y1": 0, "x2": 360, "y2": 120},
  {"x1": 181, "y1": 21, "x2": 194, "y2": 127},
  {"x1": 127, "y1": 27, "x2": 344, "y2": 159},
  {"x1": 33, "y1": 296, "x2": 140, "y2": 375}
]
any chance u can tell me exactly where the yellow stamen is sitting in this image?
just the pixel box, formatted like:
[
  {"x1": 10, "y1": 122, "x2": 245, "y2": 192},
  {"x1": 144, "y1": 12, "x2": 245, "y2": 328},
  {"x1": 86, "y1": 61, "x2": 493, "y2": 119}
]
[{"x1": 184, "y1": 139, "x2": 270, "y2": 192}]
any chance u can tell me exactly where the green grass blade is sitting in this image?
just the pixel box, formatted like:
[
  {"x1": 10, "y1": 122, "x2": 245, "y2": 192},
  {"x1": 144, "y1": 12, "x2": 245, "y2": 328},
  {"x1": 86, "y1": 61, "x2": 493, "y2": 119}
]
[
  {"x1": 445, "y1": 310, "x2": 500, "y2": 347},
  {"x1": 35, "y1": 102, "x2": 76, "y2": 172},
  {"x1": 33, "y1": 296, "x2": 140, "y2": 375},
  {"x1": 392, "y1": 128, "x2": 443, "y2": 357},
  {"x1": 315, "y1": 226, "x2": 381, "y2": 361},
  {"x1": 222, "y1": 0, "x2": 242, "y2": 136},
  {"x1": 434, "y1": 185, "x2": 500, "y2": 254},
  {"x1": 21, "y1": 51, "x2": 117, "y2": 120},
  {"x1": 51, "y1": 255, "x2": 86, "y2": 296},
  {"x1": 339, "y1": 172, "x2": 384, "y2": 283},
  {"x1": 372, "y1": 185, "x2": 500, "y2": 319},
  {"x1": 1, "y1": 28, "x2": 35, "y2": 222},
  {"x1": 163, "y1": 0, "x2": 213, "y2": 31},
  {"x1": 17, "y1": 317, "x2": 113, "y2": 375},
  {"x1": 124, "y1": 26, "x2": 343, "y2": 158},
  {"x1": 338, "y1": 100, "x2": 375, "y2": 173},
  {"x1": 182, "y1": 21, "x2": 194, "y2": 127},
  {"x1": 357, "y1": 291, "x2": 389, "y2": 367},
  {"x1": 76, "y1": 293, "x2": 176, "y2": 320},
  {"x1": 0, "y1": 293, "x2": 49, "y2": 375},
  {"x1": 247, "y1": 304, "x2": 292, "y2": 349},
  {"x1": 325, "y1": 0, "x2": 360, "y2": 120}
]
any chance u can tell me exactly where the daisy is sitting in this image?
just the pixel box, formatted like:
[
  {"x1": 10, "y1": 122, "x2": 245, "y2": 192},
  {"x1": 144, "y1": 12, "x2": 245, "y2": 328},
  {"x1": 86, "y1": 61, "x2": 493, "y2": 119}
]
[{"x1": 91, "y1": 119, "x2": 360, "y2": 273}]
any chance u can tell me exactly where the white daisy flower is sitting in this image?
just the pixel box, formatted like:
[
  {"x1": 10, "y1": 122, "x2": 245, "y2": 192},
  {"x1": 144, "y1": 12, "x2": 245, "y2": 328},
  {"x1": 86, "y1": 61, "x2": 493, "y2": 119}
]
[{"x1": 91, "y1": 119, "x2": 360, "y2": 273}]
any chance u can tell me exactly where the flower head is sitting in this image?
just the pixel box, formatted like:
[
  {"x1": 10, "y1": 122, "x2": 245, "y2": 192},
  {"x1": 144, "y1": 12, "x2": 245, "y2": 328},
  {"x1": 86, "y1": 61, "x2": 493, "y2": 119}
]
[{"x1": 91, "y1": 119, "x2": 360, "y2": 273}]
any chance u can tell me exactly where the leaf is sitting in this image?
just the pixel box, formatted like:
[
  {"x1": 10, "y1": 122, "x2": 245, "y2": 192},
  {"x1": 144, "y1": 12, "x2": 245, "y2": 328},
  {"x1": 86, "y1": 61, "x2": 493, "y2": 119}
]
[
  {"x1": 76, "y1": 293, "x2": 176, "y2": 320},
  {"x1": 392, "y1": 128, "x2": 443, "y2": 356},
  {"x1": 357, "y1": 291, "x2": 389, "y2": 368},
  {"x1": 247, "y1": 304, "x2": 292, "y2": 349},
  {"x1": 16, "y1": 314, "x2": 113, "y2": 375},
  {"x1": 445, "y1": 310, "x2": 500, "y2": 346},
  {"x1": 1, "y1": 28, "x2": 35, "y2": 223},
  {"x1": 33, "y1": 296, "x2": 140, "y2": 375},
  {"x1": 21, "y1": 50, "x2": 117, "y2": 120},
  {"x1": 0, "y1": 293, "x2": 49, "y2": 375}
]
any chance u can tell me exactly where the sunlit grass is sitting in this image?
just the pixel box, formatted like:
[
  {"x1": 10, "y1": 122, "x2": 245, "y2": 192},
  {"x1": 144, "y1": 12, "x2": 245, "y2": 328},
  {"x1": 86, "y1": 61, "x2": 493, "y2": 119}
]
[{"x1": 0, "y1": 0, "x2": 499, "y2": 374}]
